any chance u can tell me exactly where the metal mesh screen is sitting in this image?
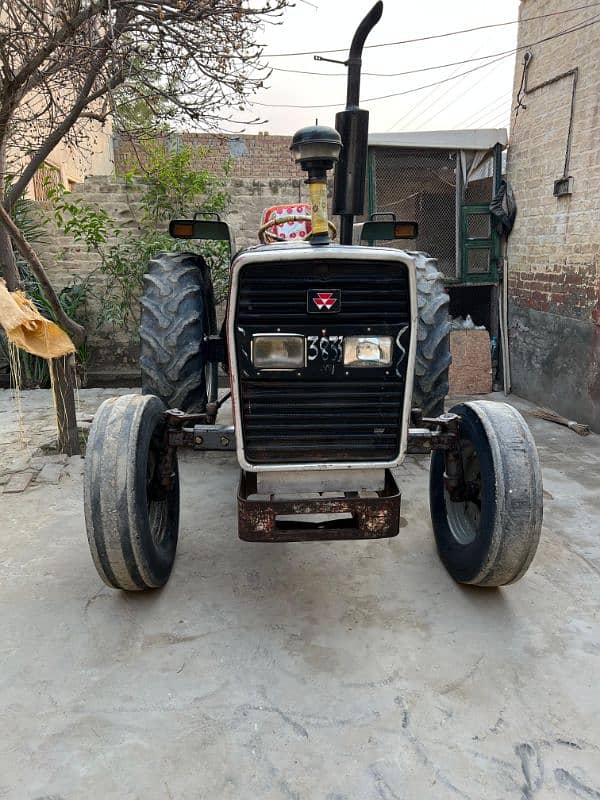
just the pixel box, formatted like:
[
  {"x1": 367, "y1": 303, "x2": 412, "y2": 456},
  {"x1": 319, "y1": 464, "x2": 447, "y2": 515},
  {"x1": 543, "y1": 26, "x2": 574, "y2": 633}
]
[
  {"x1": 466, "y1": 248, "x2": 491, "y2": 274},
  {"x1": 464, "y1": 176, "x2": 493, "y2": 204},
  {"x1": 371, "y1": 148, "x2": 457, "y2": 277},
  {"x1": 466, "y1": 213, "x2": 491, "y2": 239}
]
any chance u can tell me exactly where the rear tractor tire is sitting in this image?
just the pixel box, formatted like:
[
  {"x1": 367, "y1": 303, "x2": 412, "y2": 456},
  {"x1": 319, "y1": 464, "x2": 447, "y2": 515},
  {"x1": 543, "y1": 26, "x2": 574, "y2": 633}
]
[
  {"x1": 84, "y1": 394, "x2": 180, "y2": 591},
  {"x1": 140, "y1": 251, "x2": 218, "y2": 413},
  {"x1": 429, "y1": 400, "x2": 543, "y2": 587},
  {"x1": 410, "y1": 252, "x2": 451, "y2": 417}
]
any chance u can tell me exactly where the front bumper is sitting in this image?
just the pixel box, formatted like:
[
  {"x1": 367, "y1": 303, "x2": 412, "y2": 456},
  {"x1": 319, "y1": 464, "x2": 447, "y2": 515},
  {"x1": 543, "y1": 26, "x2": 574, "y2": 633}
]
[{"x1": 237, "y1": 469, "x2": 401, "y2": 542}]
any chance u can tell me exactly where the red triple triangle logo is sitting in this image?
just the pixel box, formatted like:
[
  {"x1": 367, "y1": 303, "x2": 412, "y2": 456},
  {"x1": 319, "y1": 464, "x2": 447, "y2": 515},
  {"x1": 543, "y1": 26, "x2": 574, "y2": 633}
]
[{"x1": 313, "y1": 292, "x2": 338, "y2": 310}]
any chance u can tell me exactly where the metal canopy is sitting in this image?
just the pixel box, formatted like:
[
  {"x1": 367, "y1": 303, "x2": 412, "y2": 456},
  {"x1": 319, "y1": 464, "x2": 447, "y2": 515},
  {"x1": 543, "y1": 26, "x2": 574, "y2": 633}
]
[{"x1": 368, "y1": 129, "x2": 508, "y2": 152}]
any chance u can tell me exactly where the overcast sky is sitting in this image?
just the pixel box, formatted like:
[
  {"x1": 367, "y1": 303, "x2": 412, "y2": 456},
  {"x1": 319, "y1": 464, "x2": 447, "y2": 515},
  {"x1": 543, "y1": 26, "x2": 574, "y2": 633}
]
[{"x1": 235, "y1": 0, "x2": 521, "y2": 135}]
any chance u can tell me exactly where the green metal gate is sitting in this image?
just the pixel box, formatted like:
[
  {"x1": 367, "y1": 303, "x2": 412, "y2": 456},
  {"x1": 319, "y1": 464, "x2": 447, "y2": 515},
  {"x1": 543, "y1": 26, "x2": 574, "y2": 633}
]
[{"x1": 460, "y1": 204, "x2": 499, "y2": 284}]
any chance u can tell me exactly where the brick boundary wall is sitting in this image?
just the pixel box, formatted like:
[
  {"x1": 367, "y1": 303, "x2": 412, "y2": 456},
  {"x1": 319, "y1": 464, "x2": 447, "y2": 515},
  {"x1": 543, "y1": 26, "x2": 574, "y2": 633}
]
[
  {"x1": 115, "y1": 133, "x2": 300, "y2": 181},
  {"x1": 506, "y1": 0, "x2": 600, "y2": 431},
  {"x1": 35, "y1": 170, "x2": 314, "y2": 380},
  {"x1": 509, "y1": 265, "x2": 600, "y2": 321}
]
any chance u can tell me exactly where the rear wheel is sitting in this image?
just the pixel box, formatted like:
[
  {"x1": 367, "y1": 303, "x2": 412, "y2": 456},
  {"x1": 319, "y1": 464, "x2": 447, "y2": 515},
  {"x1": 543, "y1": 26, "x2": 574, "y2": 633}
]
[
  {"x1": 429, "y1": 400, "x2": 543, "y2": 586},
  {"x1": 410, "y1": 252, "x2": 451, "y2": 417},
  {"x1": 84, "y1": 394, "x2": 180, "y2": 591},
  {"x1": 140, "y1": 251, "x2": 218, "y2": 412}
]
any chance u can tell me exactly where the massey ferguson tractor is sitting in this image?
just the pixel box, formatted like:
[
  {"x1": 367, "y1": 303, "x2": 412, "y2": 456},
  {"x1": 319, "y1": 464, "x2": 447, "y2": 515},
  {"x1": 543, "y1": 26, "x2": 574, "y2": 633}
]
[{"x1": 84, "y1": 2, "x2": 543, "y2": 591}]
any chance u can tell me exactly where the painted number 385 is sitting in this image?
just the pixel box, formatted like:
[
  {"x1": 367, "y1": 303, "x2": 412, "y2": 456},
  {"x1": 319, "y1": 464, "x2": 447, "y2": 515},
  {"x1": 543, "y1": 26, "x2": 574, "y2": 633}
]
[{"x1": 307, "y1": 335, "x2": 344, "y2": 363}]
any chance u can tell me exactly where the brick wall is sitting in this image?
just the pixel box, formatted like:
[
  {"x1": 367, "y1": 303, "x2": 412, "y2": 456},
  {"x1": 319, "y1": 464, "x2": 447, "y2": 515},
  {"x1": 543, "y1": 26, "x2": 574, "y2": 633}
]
[
  {"x1": 506, "y1": 0, "x2": 600, "y2": 430},
  {"x1": 36, "y1": 167, "x2": 313, "y2": 377},
  {"x1": 115, "y1": 132, "x2": 300, "y2": 181}
]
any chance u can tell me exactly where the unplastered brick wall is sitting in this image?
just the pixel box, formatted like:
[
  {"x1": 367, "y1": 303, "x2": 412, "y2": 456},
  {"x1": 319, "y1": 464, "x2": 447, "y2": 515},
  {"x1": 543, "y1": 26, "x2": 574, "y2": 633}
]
[
  {"x1": 35, "y1": 176, "x2": 147, "y2": 373},
  {"x1": 509, "y1": 263, "x2": 599, "y2": 320},
  {"x1": 115, "y1": 132, "x2": 300, "y2": 181},
  {"x1": 35, "y1": 136, "x2": 318, "y2": 375},
  {"x1": 506, "y1": 0, "x2": 600, "y2": 430},
  {"x1": 115, "y1": 133, "x2": 313, "y2": 251}
]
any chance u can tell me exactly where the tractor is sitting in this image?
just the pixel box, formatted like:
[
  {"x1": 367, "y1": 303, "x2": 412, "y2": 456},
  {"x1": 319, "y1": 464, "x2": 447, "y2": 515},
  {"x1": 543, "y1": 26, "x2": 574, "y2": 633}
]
[{"x1": 84, "y1": 2, "x2": 543, "y2": 591}]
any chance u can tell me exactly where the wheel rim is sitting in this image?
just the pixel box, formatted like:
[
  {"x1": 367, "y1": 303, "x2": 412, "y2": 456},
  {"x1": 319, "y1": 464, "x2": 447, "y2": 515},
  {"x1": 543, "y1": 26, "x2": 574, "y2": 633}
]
[
  {"x1": 444, "y1": 440, "x2": 482, "y2": 546},
  {"x1": 146, "y1": 446, "x2": 170, "y2": 547}
]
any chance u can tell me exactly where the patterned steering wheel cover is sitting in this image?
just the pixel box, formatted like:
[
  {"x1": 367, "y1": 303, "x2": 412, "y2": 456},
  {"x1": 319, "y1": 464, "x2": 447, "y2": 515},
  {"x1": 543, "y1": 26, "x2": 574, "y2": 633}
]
[{"x1": 261, "y1": 204, "x2": 312, "y2": 241}]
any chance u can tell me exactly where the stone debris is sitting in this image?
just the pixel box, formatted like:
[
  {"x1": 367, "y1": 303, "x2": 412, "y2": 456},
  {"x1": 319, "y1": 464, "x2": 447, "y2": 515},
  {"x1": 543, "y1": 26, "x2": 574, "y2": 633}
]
[
  {"x1": 0, "y1": 387, "x2": 131, "y2": 491},
  {"x1": 36, "y1": 462, "x2": 65, "y2": 484},
  {"x1": 3, "y1": 471, "x2": 35, "y2": 493},
  {"x1": 30, "y1": 454, "x2": 69, "y2": 470}
]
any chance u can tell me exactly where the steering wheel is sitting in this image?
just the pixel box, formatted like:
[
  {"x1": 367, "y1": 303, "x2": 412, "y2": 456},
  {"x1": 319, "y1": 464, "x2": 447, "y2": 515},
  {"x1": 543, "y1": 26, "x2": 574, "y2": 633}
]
[{"x1": 258, "y1": 214, "x2": 337, "y2": 244}]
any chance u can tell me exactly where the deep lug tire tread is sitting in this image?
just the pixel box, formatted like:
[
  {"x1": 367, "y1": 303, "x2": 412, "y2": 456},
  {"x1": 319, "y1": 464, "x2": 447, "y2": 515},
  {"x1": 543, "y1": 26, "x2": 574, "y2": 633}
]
[
  {"x1": 140, "y1": 251, "x2": 213, "y2": 412},
  {"x1": 409, "y1": 251, "x2": 451, "y2": 417}
]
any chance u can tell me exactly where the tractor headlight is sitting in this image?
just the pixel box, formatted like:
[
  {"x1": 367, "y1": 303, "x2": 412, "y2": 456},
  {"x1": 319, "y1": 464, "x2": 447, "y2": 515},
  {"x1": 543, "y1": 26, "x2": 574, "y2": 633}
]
[
  {"x1": 252, "y1": 334, "x2": 306, "y2": 370},
  {"x1": 344, "y1": 336, "x2": 393, "y2": 367}
]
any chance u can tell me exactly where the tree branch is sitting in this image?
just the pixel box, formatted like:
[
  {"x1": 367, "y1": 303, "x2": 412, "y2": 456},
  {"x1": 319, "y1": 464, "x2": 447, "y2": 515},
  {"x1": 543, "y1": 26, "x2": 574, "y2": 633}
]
[
  {"x1": 6, "y1": 54, "x2": 123, "y2": 207},
  {"x1": 0, "y1": 201, "x2": 86, "y2": 346}
]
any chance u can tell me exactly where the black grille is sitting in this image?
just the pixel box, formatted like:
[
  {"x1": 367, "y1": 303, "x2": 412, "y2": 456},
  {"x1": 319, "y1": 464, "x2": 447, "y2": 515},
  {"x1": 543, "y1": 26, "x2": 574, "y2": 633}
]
[
  {"x1": 241, "y1": 380, "x2": 403, "y2": 463},
  {"x1": 237, "y1": 260, "x2": 409, "y2": 326},
  {"x1": 235, "y1": 257, "x2": 411, "y2": 465}
]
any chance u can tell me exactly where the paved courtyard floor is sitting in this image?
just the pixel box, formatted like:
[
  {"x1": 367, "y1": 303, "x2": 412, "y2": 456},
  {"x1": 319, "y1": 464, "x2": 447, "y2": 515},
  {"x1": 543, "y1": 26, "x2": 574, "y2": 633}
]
[{"x1": 0, "y1": 388, "x2": 599, "y2": 799}]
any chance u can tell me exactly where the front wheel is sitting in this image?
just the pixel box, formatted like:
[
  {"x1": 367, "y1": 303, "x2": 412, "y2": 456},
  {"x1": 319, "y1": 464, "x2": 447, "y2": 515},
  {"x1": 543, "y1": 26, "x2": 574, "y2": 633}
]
[
  {"x1": 84, "y1": 394, "x2": 180, "y2": 591},
  {"x1": 429, "y1": 401, "x2": 543, "y2": 586}
]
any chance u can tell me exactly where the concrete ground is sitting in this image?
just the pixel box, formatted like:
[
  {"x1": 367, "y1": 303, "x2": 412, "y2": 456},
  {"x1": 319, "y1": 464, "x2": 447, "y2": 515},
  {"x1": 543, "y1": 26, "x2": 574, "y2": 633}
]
[{"x1": 0, "y1": 388, "x2": 599, "y2": 799}]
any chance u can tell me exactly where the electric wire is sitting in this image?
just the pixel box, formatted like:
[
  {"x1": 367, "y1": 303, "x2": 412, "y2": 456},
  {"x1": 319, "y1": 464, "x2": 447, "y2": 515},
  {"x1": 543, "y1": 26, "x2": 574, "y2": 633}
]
[
  {"x1": 252, "y1": 14, "x2": 600, "y2": 109},
  {"x1": 411, "y1": 56, "x2": 509, "y2": 131},
  {"x1": 272, "y1": 49, "x2": 517, "y2": 79},
  {"x1": 254, "y1": 52, "x2": 512, "y2": 109},
  {"x1": 456, "y1": 90, "x2": 513, "y2": 128},
  {"x1": 388, "y1": 40, "x2": 493, "y2": 131},
  {"x1": 262, "y1": 1, "x2": 600, "y2": 58},
  {"x1": 474, "y1": 106, "x2": 513, "y2": 129},
  {"x1": 461, "y1": 102, "x2": 513, "y2": 130},
  {"x1": 269, "y1": 11, "x2": 599, "y2": 79}
]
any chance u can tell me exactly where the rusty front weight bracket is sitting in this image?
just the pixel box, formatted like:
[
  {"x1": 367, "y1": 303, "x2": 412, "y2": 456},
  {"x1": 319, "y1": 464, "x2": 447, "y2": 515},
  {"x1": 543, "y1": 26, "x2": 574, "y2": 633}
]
[{"x1": 238, "y1": 469, "x2": 401, "y2": 542}]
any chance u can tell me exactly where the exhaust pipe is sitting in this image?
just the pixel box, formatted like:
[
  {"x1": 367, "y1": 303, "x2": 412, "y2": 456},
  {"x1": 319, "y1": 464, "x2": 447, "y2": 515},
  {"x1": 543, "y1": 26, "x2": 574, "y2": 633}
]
[{"x1": 333, "y1": 1, "x2": 383, "y2": 245}]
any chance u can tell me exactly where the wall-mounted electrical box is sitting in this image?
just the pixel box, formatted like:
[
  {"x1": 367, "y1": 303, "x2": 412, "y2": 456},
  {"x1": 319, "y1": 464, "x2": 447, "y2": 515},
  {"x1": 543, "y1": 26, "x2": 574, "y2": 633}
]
[{"x1": 553, "y1": 176, "x2": 574, "y2": 197}]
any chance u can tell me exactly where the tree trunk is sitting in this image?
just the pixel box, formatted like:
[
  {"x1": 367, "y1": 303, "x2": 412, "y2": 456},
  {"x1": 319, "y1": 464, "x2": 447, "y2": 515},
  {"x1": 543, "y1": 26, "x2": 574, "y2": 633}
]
[
  {"x1": 0, "y1": 201, "x2": 86, "y2": 346},
  {"x1": 50, "y1": 354, "x2": 80, "y2": 456},
  {"x1": 0, "y1": 225, "x2": 20, "y2": 290},
  {"x1": 0, "y1": 137, "x2": 21, "y2": 291}
]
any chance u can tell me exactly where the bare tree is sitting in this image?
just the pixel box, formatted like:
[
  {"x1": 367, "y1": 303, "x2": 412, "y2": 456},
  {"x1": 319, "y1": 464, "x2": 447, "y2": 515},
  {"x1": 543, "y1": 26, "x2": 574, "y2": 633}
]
[{"x1": 0, "y1": 0, "x2": 287, "y2": 344}]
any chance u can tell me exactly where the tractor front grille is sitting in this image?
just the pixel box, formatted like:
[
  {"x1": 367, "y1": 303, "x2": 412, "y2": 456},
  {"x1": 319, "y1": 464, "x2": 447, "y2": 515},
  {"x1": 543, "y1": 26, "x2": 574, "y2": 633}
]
[
  {"x1": 241, "y1": 380, "x2": 404, "y2": 463},
  {"x1": 236, "y1": 263, "x2": 409, "y2": 326},
  {"x1": 234, "y1": 255, "x2": 412, "y2": 466}
]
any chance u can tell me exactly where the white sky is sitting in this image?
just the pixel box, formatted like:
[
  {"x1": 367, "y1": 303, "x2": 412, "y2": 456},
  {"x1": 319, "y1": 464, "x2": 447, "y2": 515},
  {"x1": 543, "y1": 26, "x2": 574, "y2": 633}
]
[{"x1": 234, "y1": 0, "x2": 521, "y2": 135}]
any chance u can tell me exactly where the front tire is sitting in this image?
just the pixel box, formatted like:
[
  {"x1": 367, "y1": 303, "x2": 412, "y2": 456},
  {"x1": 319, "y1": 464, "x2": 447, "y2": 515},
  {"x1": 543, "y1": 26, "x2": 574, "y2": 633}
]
[
  {"x1": 429, "y1": 401, "x2": 543, "y2": 586},
  {"x1": 84, "y1": 394, "x2": 180, "y2": 591}
]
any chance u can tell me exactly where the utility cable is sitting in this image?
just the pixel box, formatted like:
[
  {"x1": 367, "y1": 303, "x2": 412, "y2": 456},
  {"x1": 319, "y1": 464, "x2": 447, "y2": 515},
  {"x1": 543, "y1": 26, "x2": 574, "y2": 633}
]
[
  {"x1": 269, "y1": 11, "x2": 600, "y2": 79},
  {"x1": 252, "y1": 15, "x2": 600, "y2": 109},
  {"x1": 412, "y1": 57, "x2": 509, "y2": 131},
  {"x1": 456, "y1": 90, "x2": 513, "y2": 128},
  {"x1": 389, "y1": 40, "x2": 493, "y2": 131},
  {"x1": 262, "y1": 0, "x2": 600, "y2": 58}
]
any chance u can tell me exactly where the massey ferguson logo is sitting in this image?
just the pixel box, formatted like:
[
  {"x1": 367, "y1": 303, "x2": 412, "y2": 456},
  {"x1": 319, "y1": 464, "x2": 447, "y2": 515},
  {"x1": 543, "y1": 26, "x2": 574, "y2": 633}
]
[{"x1": 307, "y1": 289, "x2": 341, "y2": 313}]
